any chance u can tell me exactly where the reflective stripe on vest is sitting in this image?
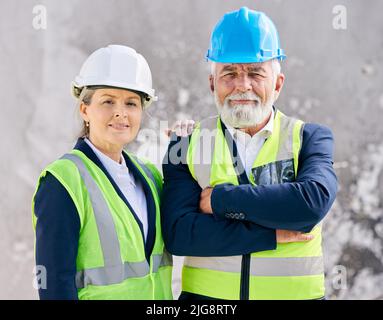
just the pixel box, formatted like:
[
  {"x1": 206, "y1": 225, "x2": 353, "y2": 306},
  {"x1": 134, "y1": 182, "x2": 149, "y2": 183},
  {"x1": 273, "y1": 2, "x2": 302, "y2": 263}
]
[
  {"x1": 61, "y1": 153, "x2": 171, "y2": 289},
  {"x1": 184, "y1": 255, "x2": 324, "y2": 277},
  {"x1": 191, "y1": 116, "x2": 218, "y2": 189},
  {"x1": 75, "y1": 252, "x2": 173, "y2": 288}
]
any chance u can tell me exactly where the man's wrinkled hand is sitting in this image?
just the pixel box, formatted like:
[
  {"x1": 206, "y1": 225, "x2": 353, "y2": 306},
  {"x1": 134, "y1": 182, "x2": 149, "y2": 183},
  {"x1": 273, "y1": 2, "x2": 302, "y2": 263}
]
[
  {"x1": 164, "y1": 119, "x2": 195, "y2": 137},
  {"x1": 199, "y1": 187, "x2": 213, "y2": 214},
  {"x1": 276, "y1": 229, "x2": 314, "y2": 243}
]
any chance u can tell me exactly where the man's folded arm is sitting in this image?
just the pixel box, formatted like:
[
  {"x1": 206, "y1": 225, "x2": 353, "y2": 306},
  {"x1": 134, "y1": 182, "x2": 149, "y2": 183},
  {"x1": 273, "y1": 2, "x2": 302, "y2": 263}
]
[
  {"x1": 211, "y1": 124, "x2": 338, "y2": 233},
  {"x1": 161, "y1": 135, "x2": 277, "y2": 257}
]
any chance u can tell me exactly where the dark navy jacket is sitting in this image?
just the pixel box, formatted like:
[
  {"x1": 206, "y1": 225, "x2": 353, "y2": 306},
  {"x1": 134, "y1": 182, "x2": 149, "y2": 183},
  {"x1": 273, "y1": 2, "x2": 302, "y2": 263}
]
[
  {"x1": 161, "y1": 121, "x2": 338, "y2": 257},
  {"x1": 33, "y1": 138, "x2": 158, "y2": 300}
]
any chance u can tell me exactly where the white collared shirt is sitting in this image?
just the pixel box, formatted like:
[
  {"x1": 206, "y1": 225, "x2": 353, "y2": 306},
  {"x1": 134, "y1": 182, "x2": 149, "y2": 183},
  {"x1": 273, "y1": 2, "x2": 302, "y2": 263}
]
[
  {"x1": 223, "y1": 109, "x2": 274, "y2": 177},
  {"x1": 84, "y1": 138, "x2": 148, "y2": 241}
]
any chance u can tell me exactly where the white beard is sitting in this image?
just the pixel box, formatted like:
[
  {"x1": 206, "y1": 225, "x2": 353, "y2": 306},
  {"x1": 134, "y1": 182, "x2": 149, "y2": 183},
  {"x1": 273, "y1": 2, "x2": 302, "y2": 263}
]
[{"x1": 215, "y1": 91, "x2": 274, "y2": 128}]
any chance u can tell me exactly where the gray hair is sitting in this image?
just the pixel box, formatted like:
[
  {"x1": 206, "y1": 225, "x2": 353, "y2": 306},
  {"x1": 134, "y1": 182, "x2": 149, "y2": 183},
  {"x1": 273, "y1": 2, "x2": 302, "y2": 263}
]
[{"x1": 270, "y1": 59, "x2": 281, "y2": 85}]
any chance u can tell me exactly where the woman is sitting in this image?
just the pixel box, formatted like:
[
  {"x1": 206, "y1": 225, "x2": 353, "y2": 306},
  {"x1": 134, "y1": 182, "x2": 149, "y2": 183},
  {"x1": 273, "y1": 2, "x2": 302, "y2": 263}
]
[{"x1": 32, "y1": 45, "x2": 176, "y2": 300}]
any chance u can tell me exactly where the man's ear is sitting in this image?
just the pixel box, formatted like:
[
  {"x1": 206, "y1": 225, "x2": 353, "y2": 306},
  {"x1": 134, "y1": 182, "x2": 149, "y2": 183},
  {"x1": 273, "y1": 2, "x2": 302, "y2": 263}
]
[
  {"x1": 209, "y1": 75, "x2": 215, "y2": 93},
  {"x1": 274, "y1": 73, "x2": 285, "y2": 101}
]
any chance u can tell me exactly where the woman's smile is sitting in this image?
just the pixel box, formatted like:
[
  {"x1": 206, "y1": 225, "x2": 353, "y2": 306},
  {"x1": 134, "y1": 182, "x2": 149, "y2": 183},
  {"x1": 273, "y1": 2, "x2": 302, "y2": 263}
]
[{"x1": 108, "y1": 122, "x2": 130, "y2": 130}]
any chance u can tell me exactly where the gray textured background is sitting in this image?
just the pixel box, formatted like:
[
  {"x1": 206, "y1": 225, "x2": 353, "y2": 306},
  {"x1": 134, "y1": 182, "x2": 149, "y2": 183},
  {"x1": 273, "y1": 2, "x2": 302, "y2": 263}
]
[{"x1": 1, "y1": 0, "x2": 382, "y2": 299}]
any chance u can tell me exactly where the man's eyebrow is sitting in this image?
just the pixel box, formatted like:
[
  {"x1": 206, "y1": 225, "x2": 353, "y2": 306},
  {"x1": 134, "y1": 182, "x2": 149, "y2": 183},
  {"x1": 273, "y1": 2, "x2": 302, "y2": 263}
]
[
  {"x1": 220, "y1": 64, "x2": 267, "y2": 73},
  {"x1": 221, "y1": 65, "x2": 237, "y2": 72},
  {"x1": 247, "y1": 65, "x2": 267, "y2": 73}
]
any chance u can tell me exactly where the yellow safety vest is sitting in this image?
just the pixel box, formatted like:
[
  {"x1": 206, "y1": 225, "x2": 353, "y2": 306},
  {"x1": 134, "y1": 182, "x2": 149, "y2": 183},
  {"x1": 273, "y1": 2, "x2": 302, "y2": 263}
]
[
  {"x1": 184, "y1": 110, "x2": 324, "y2": 300},
  {"x1": 32, "y1": 149, "x2": 173, "y2": 300}
]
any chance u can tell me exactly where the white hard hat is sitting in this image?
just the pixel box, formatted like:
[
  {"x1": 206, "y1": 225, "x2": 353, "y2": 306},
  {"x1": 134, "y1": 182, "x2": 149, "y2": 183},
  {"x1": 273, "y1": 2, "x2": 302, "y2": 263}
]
[{"x1": 72, "y1": 45, "x2": 157, "y2": 107}]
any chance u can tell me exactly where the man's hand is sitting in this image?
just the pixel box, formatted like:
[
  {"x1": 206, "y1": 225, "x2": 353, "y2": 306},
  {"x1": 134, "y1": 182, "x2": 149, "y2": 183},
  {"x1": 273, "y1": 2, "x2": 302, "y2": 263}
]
[
  {"x1": 165, "y1": 119, "x2": 195, "y2": 137},
  {"x1": 276, "y1": 229, "x2": 314, "y2": 243},
  {"x1": 199, "y1": 187, "x2": 213, "y2": 214}
]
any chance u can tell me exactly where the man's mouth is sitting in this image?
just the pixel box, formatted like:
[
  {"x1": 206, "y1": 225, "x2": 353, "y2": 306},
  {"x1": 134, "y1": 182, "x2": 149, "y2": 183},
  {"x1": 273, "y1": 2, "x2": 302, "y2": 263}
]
[{"x1": 230, "y1": 99, "x2": 259, "y2": 106}]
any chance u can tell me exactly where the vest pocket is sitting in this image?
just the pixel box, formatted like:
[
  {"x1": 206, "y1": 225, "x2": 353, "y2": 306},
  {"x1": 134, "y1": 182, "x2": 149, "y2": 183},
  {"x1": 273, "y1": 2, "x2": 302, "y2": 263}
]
[{"x1": 252, "y1": 159, "x2": 295, "y2": 185}]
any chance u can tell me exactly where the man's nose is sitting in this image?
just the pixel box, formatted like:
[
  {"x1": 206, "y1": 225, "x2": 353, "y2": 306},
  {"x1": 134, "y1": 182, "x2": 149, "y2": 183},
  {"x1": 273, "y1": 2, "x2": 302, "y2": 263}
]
[{"x1": 235, "y1": 75, "x2": 252, "y2": 92}]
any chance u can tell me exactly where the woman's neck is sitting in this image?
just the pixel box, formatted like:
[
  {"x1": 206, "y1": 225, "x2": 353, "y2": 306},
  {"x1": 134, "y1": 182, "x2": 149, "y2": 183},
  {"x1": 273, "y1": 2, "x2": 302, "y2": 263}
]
[{"x1": 87, "y1": 136, "x2": 123, "y2": 163}]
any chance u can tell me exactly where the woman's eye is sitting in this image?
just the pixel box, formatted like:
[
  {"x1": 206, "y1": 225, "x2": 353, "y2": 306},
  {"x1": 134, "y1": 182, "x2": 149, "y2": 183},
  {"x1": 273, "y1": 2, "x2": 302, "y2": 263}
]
[
  {"x1": 103, "y1": 100, "x2": 113, "y2": 105},
  {"x1": 126, "y1": 102, "x2": 137, "y2": 107}
]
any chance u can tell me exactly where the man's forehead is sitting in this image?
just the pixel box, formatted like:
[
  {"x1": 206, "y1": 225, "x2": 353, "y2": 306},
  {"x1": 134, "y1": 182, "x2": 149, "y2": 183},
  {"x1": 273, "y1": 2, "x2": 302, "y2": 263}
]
[{"x1": 218, "y1": 62, "x2": 268, "y2": 71}]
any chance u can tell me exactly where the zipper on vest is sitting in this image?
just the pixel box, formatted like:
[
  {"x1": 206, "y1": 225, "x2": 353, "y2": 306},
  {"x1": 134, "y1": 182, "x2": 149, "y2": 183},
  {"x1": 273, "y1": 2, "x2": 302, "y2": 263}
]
[{"x1": 240, "y1": 254, "x2": 251, "y2": 300}]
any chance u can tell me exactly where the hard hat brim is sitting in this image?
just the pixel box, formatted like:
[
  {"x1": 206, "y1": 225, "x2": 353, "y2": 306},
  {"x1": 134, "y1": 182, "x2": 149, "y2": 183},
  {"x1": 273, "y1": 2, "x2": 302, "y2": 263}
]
[
  {"x1": 72, "y1": 79, "x2": 157, "y2": 102},
  {"x1": 206, "y1": 52, "x2": 286, "y2": 63}
]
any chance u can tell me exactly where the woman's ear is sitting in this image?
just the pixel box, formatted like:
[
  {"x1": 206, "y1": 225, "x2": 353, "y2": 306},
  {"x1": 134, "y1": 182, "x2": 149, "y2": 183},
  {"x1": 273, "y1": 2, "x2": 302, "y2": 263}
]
[
  {"x1": 209, "y1": 75, "x2": 215, "y2": 93},
  {"x1": 79, "y1": 102, "x2": 90, "y2": 122}
]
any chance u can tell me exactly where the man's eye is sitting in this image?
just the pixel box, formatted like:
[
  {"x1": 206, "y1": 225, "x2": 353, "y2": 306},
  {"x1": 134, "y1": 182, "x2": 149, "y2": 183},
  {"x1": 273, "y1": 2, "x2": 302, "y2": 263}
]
[
  {"x1": 249, "y1": 73, "x2": 263, "y2": 77},
  {"x1": 224, "y1": 72, "x2": 235, "y2": 77},
  {"x1": 126, "y1": 102, "x2": 137, "y2": 107},
  {"x1": 103, "y1": 100, "x2": 113, "y2": 104}
]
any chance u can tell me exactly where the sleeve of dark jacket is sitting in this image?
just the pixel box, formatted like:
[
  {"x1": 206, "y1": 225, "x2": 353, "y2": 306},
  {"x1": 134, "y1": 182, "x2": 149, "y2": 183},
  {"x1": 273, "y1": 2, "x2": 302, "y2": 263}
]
[
  {"x1": 211, "y1": 123, "x2": 338, "y2": 233},
  {"x1": 34, "y1": 172, "x2": 80, "y2": 300},
  {"x1": 161, "y1": 134, "x2": 277, "y2": 257}
]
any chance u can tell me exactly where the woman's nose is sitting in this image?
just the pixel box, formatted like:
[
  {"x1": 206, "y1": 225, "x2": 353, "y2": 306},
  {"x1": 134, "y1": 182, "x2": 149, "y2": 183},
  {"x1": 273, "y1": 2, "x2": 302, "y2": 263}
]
[{"x1": 113, "y1": 104, "x2": 128, "y2": 118}]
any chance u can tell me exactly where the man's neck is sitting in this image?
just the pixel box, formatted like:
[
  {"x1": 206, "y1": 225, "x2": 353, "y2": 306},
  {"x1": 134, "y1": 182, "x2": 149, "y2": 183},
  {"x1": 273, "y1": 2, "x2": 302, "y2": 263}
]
[{"x1": 237, "y1": 110, "x2": 272, "y2": 137}]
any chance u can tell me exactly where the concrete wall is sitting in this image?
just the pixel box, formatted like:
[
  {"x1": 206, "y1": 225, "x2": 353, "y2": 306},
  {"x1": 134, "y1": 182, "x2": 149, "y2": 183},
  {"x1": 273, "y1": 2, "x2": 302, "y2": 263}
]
[{"x1": 0, "y1": 0, "x2": 382, "y2": 299}]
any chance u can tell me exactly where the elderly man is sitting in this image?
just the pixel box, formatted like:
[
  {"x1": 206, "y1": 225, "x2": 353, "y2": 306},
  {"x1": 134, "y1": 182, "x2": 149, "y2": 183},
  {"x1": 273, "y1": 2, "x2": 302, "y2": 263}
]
[{"x1": 161, "y1": 7, "x2": 337, "y2": 300}]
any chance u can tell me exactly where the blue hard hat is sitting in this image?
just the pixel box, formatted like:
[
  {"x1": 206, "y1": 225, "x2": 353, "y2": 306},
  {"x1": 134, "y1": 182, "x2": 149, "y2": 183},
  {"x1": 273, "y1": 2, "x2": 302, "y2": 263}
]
[{"x1": 206, "y1": 7, "x2": 286, "y2": 63}]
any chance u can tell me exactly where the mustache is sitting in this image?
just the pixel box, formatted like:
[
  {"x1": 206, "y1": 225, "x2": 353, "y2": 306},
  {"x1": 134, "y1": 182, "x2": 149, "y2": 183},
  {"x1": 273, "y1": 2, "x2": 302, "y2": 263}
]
[{"x1": 226, "y1": 92, "x2": 261, "y2": 103}]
